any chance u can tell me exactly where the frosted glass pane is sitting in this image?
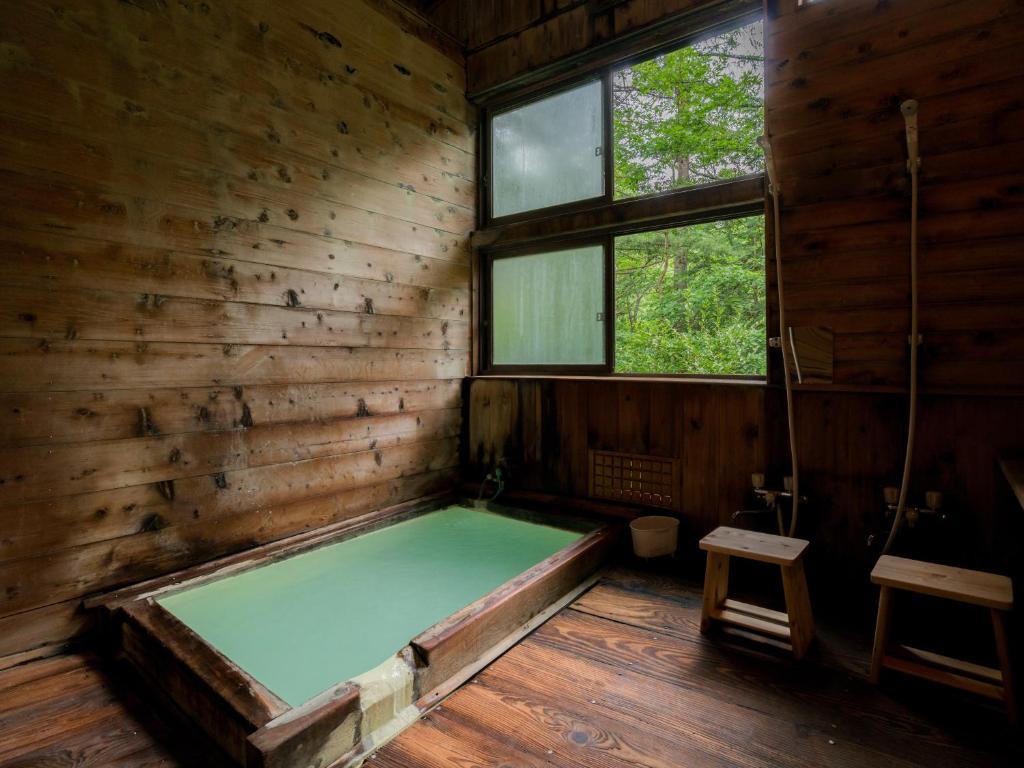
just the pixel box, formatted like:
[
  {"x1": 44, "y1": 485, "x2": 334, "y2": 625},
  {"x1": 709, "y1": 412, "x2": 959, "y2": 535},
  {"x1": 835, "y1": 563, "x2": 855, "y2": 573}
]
[
  {"x1": 492, "y1": 81, "x2": 604, "y2": 218},
  {"x1": 492, "y1": 245, "x2": 605, "y2": 366}
]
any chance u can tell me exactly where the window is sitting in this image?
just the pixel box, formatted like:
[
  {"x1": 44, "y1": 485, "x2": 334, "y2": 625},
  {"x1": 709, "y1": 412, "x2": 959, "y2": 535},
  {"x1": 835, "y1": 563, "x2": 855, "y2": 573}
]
[
  {"x1": 479, "y1": 9, "x2": 765, "y2": 377},
  {"x1": 613, "y1": 21, "x2": 765, "y2": 199},
  {"x1": 490, "y1": 244, "x2": 608, "y2": 367},
  {"x1": 491, "y1": 80, "x2": 605, "y2": 218},
  {"x1": 615, "y1": 217, "x2": 766, "y2": 376}
]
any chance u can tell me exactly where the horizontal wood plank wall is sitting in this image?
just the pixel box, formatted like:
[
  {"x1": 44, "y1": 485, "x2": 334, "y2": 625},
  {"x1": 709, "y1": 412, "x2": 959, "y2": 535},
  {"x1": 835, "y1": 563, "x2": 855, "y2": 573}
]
[
  {"x1": 468, "y1": 378, "x2": 767, "y2": 545},
  {"x1": 765, "y1": 0, "x2": 1024, "y2": 603},
  {"x1": 468, "y1": 379, "x2": 1023, "y2": 607},
  {"x1": 768, "y1": 0, "x2": 1024, "y2": 392},
  {"x1": 465, "y1": 0, "x2": 719, "y2": 95},
  {"x1": 0, "y1": 0, "x2": 474, "y2": 661},
  {"x1": 463, "y1": 0, "x2": 1024, "y2": 614},
  {"x1": 400, "y1": 0, "x2": 467, "y2": 47}
]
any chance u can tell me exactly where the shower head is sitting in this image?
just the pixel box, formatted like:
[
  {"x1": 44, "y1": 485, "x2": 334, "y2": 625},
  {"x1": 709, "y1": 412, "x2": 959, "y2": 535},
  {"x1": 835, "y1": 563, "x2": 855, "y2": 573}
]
[
  {"x1": 900, "y1": 99, "x2": 919, "y2": 170},
  {"x1": 758, "y1": 134, "x2": 780, "y2": 193}
]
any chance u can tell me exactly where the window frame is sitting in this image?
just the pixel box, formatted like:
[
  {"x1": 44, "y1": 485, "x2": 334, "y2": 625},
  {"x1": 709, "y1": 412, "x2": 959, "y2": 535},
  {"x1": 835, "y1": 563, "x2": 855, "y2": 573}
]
[
  {"x1": 475, "y1": 4, "x2": 768, "y2": 379},
  {"x1": 481, "y1": 235, "x2": 616, "y2": 375},
  {"x1": 482, "y1": 77, "x2": 613, "y2": 226}
]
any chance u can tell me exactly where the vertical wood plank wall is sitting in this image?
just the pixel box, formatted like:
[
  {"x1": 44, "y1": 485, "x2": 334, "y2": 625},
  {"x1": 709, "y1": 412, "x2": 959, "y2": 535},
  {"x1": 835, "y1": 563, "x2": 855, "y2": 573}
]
[
  {"x1": 0, "y1": 0, "x2": 474, "y2": 662},
  {"x1": 463, "y1": 0, "x2": 1024, "y2": 607}
]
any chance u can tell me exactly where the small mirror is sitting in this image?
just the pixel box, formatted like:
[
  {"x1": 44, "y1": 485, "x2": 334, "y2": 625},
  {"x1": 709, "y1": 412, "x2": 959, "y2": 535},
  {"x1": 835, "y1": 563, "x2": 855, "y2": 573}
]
[{"x1": 785, "y1": 326, "x2": 833, "y2": 384}]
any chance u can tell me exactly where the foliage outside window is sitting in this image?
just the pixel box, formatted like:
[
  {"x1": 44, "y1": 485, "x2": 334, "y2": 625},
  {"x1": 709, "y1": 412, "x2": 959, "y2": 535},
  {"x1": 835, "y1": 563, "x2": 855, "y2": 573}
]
[
  {"x1": 613, "y1": 22, "x2": 765, "y2": 198},
  {"x1": 480, "y1": 13, "x2": 766, "y2": 377},
  {"x1": 615, "y1": 217, "x2": 766, "y2": 376}
]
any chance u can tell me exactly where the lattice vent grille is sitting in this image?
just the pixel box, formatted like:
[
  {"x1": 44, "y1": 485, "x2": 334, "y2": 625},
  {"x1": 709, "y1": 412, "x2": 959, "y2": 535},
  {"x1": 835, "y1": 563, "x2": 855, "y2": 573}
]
[{"x1": 588, "y1": 449, "x2": 679, "y2": 510}]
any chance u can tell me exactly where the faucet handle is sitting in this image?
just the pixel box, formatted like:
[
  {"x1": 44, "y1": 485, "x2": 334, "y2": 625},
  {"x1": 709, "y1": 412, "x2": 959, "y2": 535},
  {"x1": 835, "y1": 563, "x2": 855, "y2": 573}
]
[
  {"x1": 883, "y1": 486, "x2": 899, "y2": 505},
  {"x1": 925, "y1": 490, "x2": 942, "y2": 510},
  {"x1": 751, "y1": 473, "x2": 765, "y2": 489}
]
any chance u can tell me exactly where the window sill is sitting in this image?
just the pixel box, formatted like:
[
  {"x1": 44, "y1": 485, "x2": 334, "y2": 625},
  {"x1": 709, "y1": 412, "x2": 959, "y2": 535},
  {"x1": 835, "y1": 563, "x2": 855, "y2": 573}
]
[{"x1": 470, "y1": 373, "x2": 766, "y2": 387}]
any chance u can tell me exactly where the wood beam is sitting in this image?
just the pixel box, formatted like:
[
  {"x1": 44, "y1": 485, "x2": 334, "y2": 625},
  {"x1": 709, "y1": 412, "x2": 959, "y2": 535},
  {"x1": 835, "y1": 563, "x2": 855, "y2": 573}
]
[{"x1": 472, "y1": 175, "x2": 765, "y2": 251}]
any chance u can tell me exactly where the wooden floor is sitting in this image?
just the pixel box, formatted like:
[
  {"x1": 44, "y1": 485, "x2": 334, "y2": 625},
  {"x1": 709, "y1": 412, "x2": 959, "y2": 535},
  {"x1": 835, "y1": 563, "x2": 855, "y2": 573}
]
[
  {"x1": 0, "y1": 652, "x2": 230, "y2": 767},
  {"x1": 1, "y1": 569, "x2": 1020, "y2": 767}
]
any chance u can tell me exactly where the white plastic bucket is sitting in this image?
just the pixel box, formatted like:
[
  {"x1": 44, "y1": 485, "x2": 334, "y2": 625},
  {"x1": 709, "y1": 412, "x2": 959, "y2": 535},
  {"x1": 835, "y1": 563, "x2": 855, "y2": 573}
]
[{"x1": 630, "y1": 515, "x2": 680, "y2": 558}]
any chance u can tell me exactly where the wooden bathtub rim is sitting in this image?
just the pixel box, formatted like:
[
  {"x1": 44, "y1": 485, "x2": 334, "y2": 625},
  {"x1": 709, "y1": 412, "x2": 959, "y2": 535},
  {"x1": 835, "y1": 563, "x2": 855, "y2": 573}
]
[
  {"x1": 474, "y1": 496, "x2": 604, "y2": 534},
  {"x1": 413, "y1": 568, "x2": 604, "y2": 710},
  {"x1": 123, "y1": 600, "x2": 290, "y2": 726},
  {"x1": 461, "y1": 484, "x2": 646, "y2": 521},
  {"x1": 117, "y1": 600, "x2": 289, "y2": 764},
  {"x1": 246, "y1": 682, "x2": 361, "y2": 768},
  {"x1": 410, "y1": 523, "x2": 620, "y2": 694}
]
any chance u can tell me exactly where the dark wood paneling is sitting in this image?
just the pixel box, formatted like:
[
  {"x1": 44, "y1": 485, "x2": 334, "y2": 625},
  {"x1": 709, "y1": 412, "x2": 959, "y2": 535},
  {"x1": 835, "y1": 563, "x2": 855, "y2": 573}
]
[
  {"x1": 468, "y1": 379, "x2": 1024, "y2": 620},
  {"x1": 465, "y1": 0, "x2": 750, "y2": 98},
  {"x1": 767, "y1": 0, "x2": 1024, "y2": 392},
  {"x1": 0, "y1": 0, "x2": 473, "y2": 660},
  {"x1": 468, "y1": 378, "x2": 766, "y2": 546}
]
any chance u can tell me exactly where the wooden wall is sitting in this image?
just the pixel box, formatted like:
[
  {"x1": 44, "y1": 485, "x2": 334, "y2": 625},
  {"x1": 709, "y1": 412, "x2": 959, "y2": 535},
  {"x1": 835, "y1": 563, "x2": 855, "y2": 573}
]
[
  {"x1": 468, "y1": 377, "x2": 767, "y2": 533},
  {"x1": 768, "y1": 0, "x2": 1024, "y2": 392},
  {"x1": 0, "y1": 0, "x2": 474, "y2": 663},
  {"x1": 463, "y1": 0, "x2": 731, "y2": 96},
  {"x1": 463, "y1": 0, "x2": 1024, "y2": 619}
]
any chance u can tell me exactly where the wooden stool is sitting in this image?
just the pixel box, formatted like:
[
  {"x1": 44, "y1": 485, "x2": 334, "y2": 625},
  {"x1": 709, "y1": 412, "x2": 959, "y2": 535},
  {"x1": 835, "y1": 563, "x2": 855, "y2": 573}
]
[
  {"x1": 870, "y1": 555, "x2": 1016, "y2": 723},
  {"x1": 699, "y1": 526, "x2": 815, "y2": 659}
]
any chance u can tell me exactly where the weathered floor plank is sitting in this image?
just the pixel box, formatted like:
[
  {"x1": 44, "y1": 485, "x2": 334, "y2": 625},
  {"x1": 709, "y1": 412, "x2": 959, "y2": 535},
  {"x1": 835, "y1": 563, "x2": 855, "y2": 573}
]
[
  {"x1": 0, "y1": 654, "x2": 230, "y2": 767},
  {"x1": 376, "y1": 570, "x2": 1022, "y2": 768},
  {"x1": 0, "y1": 570, "x2": 1020, "y2": 767}
]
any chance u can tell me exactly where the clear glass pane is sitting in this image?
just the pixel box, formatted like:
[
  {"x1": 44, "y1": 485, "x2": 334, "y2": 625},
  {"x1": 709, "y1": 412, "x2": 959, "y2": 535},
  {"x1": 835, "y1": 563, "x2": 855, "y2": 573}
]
[
  {"x1": 492, "y1": 81, "x2": 605, "y2": 218},
  {"x1": 614, "y1": 216, "x2": 766, "y2": 375},
  {"x1": 613, "y1": 20, "x2": 764, "y2": 199},
  {"x1": 492, "y1": 245, "x2": 605, "y2": 366}
]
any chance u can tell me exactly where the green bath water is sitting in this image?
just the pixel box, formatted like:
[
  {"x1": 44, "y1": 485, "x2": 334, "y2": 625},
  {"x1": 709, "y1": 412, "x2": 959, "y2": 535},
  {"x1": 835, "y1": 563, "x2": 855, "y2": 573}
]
[{"x1": 158, "y1": 505, "x2": 582, "y2": 707}]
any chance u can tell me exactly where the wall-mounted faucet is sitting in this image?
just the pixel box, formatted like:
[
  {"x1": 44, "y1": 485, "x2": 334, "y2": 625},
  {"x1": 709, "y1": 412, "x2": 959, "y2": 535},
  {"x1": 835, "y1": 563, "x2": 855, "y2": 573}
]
[
  {"x1": 868, "y1": 486, "x2": 946, "y2": 547},
  {"x1": 476, "y1": 460, "x2": 508, "y2": 504},
  {"x1": 732, "y1": 473, "x2": 807, "y2": 531},
  {"x1": 883, "y1": 486, "x2": 945, "y2": 527}
]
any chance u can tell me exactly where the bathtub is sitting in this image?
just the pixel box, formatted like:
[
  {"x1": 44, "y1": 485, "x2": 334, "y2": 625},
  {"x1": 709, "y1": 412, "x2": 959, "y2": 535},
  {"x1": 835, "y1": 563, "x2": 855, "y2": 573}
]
[{"x1": 94, "y1": 494, "x2": 618, "y2": 767}]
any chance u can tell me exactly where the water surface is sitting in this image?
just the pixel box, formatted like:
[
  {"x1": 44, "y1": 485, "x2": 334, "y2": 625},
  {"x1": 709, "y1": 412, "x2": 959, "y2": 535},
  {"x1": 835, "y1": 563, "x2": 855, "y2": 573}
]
[{"x1": 159, "y1": 505, "x2": 581, "y2": 706}]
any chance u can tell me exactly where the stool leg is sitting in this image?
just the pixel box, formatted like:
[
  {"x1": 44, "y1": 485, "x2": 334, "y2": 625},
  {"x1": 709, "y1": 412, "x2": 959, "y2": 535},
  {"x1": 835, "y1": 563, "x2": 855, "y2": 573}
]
[
  {"x1": 701, "y1": 552, "x2": 729, "y2": 634},
  {"x1": 991, "y1": 609, "x2": 1017, "y2": 725},
  {"x1": 870, "y1": 587, "x2": 893, "y2": 684},
  {"x1": 781, "y1": 559, "x2": 815, "y2": 660}
]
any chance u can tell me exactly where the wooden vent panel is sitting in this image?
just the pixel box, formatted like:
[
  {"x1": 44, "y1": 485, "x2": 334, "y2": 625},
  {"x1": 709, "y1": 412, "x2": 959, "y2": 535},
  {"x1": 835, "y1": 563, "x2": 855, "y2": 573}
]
[{"x1": 589, "y1": 450, "x2": 679, "y2": 510}]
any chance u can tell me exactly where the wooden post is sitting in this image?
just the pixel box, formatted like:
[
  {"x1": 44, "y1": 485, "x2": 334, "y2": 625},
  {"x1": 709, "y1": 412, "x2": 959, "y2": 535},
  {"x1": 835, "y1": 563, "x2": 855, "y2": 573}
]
[
  {"x1": 870, "y1": 587, "x2": 893, "y2": 684},
  {"x1": 701, "y1": 552, "x2": 730, "y2": 634}
]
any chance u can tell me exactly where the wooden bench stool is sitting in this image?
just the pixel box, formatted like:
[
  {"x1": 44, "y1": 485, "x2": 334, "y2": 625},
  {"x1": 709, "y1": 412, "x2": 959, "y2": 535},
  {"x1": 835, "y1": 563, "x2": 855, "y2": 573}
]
[
  {"x1": 870, "y1": 555, "x2": 1016, "y2": 723},
  {"x1": 699, "y1": 526, "x2": 815, "y2": 659}
]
